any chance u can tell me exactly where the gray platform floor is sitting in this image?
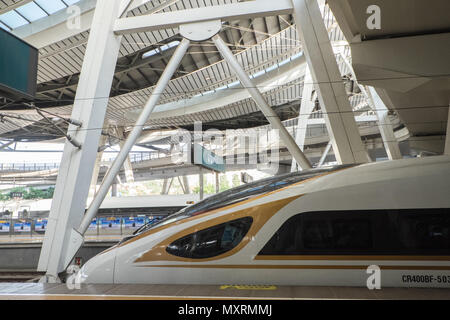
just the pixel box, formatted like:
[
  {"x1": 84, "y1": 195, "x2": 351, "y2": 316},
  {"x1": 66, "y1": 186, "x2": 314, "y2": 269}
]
[{"x1": 0, "y1": 283, "x2": 449, "y2": 300}]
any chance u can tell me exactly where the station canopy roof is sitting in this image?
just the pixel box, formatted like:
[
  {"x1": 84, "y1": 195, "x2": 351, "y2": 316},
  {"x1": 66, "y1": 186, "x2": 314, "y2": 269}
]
[{"x1": 0, "y1": 0, "x2": 365, "y2": 143}]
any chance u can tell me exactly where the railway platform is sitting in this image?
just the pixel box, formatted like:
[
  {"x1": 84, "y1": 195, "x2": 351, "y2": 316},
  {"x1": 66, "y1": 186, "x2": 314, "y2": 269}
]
[{"x1": 0, "y1": 283, "x2": 449, "y2": 300}]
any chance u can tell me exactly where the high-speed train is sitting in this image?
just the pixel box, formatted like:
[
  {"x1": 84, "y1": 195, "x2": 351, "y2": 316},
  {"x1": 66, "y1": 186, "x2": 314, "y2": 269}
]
[{"x1": 79, "y1": 155, "x2": 450, "y2": 287}]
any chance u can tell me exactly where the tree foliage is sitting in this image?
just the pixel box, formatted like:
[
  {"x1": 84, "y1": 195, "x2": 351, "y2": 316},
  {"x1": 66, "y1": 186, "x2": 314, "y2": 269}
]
[{"x1": 0, "y1": 187, "x2": 55, "y2": 201}]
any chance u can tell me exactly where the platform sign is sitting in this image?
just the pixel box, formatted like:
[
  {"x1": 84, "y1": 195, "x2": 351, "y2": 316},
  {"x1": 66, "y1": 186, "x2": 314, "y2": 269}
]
[
  {"x1": 0, "y1": 220, "x2": 10, "y2": 233},
  {"x1": 100, "y1": 217, "x2": 121, "y2": 229},
  {"x1": 88, "y1": 218, "x2": 97, "y2": 231},
  {"x1": 0, "y1": 28, "x2": 38, "y2": 100},
  {"x1": 192, "y1": 143, "x2": 225, "y2": 172},
  {"x1": 14, "y1": 221, "x2": 31, "y2": 232},
  {"x1": 123, "y1": 217, "x2": 145, "y2": 229},
  {"x1": 10, "y1": 192, "x2": 23, "y2": 199},
  {"x1": 35, "y1": 219, "x2": 47, "y2": 232}
]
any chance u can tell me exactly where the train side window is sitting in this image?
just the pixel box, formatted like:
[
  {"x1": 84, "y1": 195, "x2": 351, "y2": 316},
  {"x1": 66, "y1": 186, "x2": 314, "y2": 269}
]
[
  {"x1": 259, "y1": 209, "x2": 450, "y2": 256},
  {"x1": 302, "y1": 219, "x2": 332, "y2": 249},
  {"x1": 259, "y1": 212, "x2": 372, "y2": 255},
  {"x1": 258, "y1": 215, "x2": 302, "y2": 255},
  {"x1": 397, "y1": 211, "x2": 450, "y2": 253},
  {"x1": 332, "y1": 219, "x2": 372, "y2": 250},
  {"x1": 166, "y1": 217, "x2": 253, "y2": 259}
]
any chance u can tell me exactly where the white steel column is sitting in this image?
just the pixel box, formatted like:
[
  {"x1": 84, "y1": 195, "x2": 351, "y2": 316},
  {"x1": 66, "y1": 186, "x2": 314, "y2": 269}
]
[
  {"x1": 89, "y1": 134, "x2": 107, "y2": 197},
  {"x1": 367, "y1": 87, "x2": 402, "y2": 160},
  {"x1": 215, "y1": 172, "x2": 219, "y2": 194},
  {"x1": 77, "y1": 38, "x2": 191, "y2": 235},
  {"x1": 161, "y1": 179, "x2": 169, "y2": 195},
  {"x1": 116, "y1": 127, "x2": 135, "y2": 183},
  {"x1": 338, "y1": 51, "x2": 401, "y2": 161},
  {"x1": 38, "y1": 0, "x2": 125, "y2": 281},
  {"x1": 291, "y1": 66, "x2": 315, "y2": 172},
  {"x1": 213, "y1": 34, "x2": 312, "y2": 170},
  {"x1": 182, "y1": 175, "x2": 191, "y2": 194},
  {"x1": 199, "y1": 169, "x2": 204, "y2": 201},
  {"x1": 291, "y1": 0, "x2": 368, "y2": 164},
  {"x1": 445, "y1": 104, "x2": 450, "y2": 156},
  {"x1": 317, "y1": 140, "x2": 333, "y2": 167}
]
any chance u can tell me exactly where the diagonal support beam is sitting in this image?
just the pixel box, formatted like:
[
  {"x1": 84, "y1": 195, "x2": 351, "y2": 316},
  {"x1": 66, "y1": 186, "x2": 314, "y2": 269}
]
[
  {"x1": 291, "y1": 66, "x2": 315, "y2": 172},
  {"x1": 213, "y1": 34, "x2": 311, "y2": 170},
  {"x1": 291, "y1": 0, "x2": 368, "y2": 164},
  {"x1": 317, "y1": 139, "x2": 333, "y2": 167},
  {"x1": 367, "y1": 87, "x2": 402, "y2": 160},
  {"x1": 338, "y1": 51, "x2": 401, "y2": 160},
  {"x1": 446, "y1": 103, "x2": 450, "y2": 156},
  {"x1": 77, "y1": 38, "x2": 191, "y2": 235},
  {"x1": 116, "y1": 126, "x2": 135, "y2": 183}
]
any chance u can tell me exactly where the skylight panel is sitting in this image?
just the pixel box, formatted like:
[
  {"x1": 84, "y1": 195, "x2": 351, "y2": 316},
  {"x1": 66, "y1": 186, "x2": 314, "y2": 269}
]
[
  {"x1": 34, "y1": 0, "x2": 67, "y2": 15},
  {"x1": 0, "y1": 10, "x2": 28, "y2": 29},
  {"x1": 16, "y1": 2, "x2": 48, "y2": 22},
  {"x1": 0, "y1": 21, "x2": 10, "y2": 31}
]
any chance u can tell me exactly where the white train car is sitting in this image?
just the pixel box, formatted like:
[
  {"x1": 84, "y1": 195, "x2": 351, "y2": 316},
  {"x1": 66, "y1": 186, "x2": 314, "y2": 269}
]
[
  {"x1": 79, "y1": 156, "x2": 450, "y2": 287},
  {"x1": 0, "y1": 194, "x2": 199, "y2": 218}
]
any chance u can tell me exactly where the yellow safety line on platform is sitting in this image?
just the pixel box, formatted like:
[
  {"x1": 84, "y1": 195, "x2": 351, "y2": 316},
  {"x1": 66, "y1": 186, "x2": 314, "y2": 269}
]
[
  {"x1": 0, "y1": 294, "x2": 313, "y2": 300},
  {"x1": 220, "y1": 285, "x2": 277, "y2": 290}
]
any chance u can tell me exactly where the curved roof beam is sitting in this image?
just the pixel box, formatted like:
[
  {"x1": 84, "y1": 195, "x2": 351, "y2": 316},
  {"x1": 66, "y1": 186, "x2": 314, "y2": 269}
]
[
  {"x1": 12, "y1": 0, "x2": 96, "y2": 48},
  {"x1": 0, "y1": 0, "x2": 35, "y2": 15},
  {"x1": 12, "y1": 0, "x2": 158, "y2": 48},
  {"x1": 130, "y1": 55, "x2": 307, "y2": 122}
]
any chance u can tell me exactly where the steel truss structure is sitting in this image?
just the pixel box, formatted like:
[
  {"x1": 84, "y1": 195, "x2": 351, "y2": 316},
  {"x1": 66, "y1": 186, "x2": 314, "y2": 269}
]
[{"x1": 37, "y1": 0, "x2": 371, "y2": 281}]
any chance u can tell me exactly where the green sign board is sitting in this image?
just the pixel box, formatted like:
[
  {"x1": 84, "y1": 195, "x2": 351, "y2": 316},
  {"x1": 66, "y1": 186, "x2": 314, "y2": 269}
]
[
  {"x1": 10, "y1": 192, "x2": 23, "y2": 198},
  {"x1": 192, "y1": 144, "x2": 225, "y2": 173},
  {"x1": 0, "y1": 28, "x2": 38, "y2": 100}
]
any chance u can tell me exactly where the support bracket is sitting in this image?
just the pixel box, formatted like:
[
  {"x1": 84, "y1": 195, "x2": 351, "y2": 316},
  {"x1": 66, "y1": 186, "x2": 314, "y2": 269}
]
[{"x1": 180, "y1": 20, "x2": 221, "y2": 42}]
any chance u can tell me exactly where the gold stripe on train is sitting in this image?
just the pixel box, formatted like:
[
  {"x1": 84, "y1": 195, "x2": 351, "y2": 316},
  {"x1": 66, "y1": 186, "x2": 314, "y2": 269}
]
[
  {"x1": 118, "y1": 169, "x2": 342, "y2": 249},
  {"x1": 254, "y1": 255, "x2": 450, "y2": 261},
  {"x1": 137, "y1": 264, "x2": 450, "y2": 270},
  {"x1": 134, "y1": 195, "x2": 301, "y2": 263}
]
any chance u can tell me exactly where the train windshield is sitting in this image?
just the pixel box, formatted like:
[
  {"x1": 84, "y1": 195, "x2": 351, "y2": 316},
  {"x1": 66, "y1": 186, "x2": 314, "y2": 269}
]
[{"x1": 133, "y1": 164, "x2": 355, "y2": 235}]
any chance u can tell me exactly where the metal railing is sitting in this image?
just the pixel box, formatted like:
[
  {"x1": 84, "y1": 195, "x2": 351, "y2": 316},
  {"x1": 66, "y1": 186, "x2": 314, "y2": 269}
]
[
  {"x1": 0, "y1": 151, "x2": 172, "y2": 173},
  {"x1": 0, "y1": 163, "x2": 59, "y2": 172}
]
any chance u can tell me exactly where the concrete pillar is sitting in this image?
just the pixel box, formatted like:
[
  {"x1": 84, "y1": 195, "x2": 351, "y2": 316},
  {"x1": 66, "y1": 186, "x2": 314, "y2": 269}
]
[
  {"x1": 291, "y1": 66, "x2": 315, "y2": 172},
  {"x1": 367, "y1": 87, "x2": 402, "y2": 160},
  {"x1": 38, "y1": 0, "x2": 125, "y2": 280},
  {"x1": 291, "y1": 0, "x2": 368, "y2": 164}
]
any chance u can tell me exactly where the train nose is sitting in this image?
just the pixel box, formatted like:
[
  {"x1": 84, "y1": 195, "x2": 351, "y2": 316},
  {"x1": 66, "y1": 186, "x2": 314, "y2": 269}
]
[{"x1": 78, "y1": 248, "x2": 116, "y2": 284}]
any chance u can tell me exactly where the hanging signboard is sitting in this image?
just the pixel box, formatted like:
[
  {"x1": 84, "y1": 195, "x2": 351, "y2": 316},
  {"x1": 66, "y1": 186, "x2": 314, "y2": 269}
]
[
  {"x1": 10, "y1": 192, "x2": 23, "y2": 198},
  {"x1": 192, "y1": 143, "x2": 225, "y2": 172},
  {"x1": 0, "y1": 28, "x2": 38, "y2": 100},
  {"x1": 35, "y1": 219, "x2": 47, "y2": 232},
  {"x1": 14, "y1": 220, "x2": 31, "y2": 232},
  {"x1": 0, "y1": 220, "x2": 10, "y2": 233},
  {"x1": 123, "y1": 217, "x2": 145, "y2": 229},
  {"x1": 88, "y1": 218, "x2": 98, "y2": 231},
  {"x1": 100, "y1": 217, "x2": 121, "y2": 229}
]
